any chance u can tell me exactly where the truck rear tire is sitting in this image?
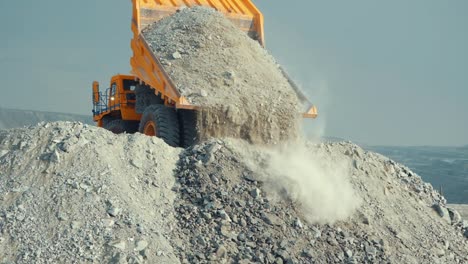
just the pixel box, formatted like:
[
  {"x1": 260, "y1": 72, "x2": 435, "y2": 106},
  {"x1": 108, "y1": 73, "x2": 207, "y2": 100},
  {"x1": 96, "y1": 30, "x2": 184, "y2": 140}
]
[
  {"x1": 104, "y1": 119, "x2": 139, "y2": 134},
  {"x1": 139, "y1": 105, "x2": 180, "y2": 147},
  {"x1": 135, "y1": 85, "x2": 165, "y2": 114},
  {"x1": 178, "y1": 109, "x2": 199, "y2": 148}
]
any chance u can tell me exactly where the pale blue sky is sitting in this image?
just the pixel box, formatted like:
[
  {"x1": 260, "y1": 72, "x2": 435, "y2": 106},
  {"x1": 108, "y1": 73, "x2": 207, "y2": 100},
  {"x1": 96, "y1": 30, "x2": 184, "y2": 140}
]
[{"x1": 0, "y1": 1, "x2": 467, "y2": 146}]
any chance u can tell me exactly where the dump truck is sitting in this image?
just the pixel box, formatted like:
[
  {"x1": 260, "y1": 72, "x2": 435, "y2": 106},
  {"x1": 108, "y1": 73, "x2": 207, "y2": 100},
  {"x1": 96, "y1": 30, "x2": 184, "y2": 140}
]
[{"x1": 92, "y1": 0, "x2": 317, "y2": 147}]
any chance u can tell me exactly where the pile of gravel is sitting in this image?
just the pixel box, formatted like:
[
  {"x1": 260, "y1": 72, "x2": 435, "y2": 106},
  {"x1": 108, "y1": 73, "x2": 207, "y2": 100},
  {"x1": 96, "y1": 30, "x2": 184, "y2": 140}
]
[
  {"x1": 0, "y1": 122, "x2": 181, "y2": 263},
  {"x1": 1, "y1": 122, "x2": 467, "y2": 263},
  {"x1": 172, "y1": 139, "x2": 468, "y2": 264},
  {"x1": 142, "y1": 7, "x2": 301, "y2": 145}
]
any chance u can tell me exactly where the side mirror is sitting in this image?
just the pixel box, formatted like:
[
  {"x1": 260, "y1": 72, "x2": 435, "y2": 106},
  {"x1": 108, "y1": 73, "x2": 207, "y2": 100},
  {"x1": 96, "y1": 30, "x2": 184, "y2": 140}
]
[{"x1": 92, "y1": 81, "x2": 100, "y2": 104}]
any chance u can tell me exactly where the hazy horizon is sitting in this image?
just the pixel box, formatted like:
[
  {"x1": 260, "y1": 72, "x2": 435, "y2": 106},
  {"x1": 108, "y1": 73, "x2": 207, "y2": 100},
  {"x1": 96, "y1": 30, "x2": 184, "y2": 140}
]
[
  {"x1": 1, "y1": 0, "x2": 467, "y2": 146},
  {"x1": 0, "y1": 106, "x2": 466, "y2": 148}
]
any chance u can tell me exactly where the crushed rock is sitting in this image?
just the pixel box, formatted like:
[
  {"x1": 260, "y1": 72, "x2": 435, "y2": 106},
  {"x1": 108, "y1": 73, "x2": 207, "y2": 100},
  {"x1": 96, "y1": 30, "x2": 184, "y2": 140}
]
[
  {"x1": 172, "y1": 139, "x2": 468, "y2": 264},
  {"x1": 1, "y1": 123, "x2": 467, "y2": 263},
  {"x1": 143, "y1": 7, "x2": 301, "y2": 145},
  {"x1": 0, "y1": 122, "x2": 181, "y2": 263}
]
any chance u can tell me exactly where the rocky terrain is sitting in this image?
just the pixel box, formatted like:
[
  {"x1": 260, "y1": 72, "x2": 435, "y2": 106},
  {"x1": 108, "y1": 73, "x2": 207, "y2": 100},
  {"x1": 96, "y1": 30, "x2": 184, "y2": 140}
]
[
  {"x1": 1, "y1": 122, "x2": 467, "y2": 263},
  {"x1": 0, "y1": 122, "x2": 181, "y2": 263}
]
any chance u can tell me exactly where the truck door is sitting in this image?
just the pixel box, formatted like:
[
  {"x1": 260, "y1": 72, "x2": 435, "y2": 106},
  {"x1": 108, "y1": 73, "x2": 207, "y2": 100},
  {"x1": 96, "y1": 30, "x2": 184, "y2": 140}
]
[{"x1": 109, "y1": 82, "x2": 118, "y2": 110}]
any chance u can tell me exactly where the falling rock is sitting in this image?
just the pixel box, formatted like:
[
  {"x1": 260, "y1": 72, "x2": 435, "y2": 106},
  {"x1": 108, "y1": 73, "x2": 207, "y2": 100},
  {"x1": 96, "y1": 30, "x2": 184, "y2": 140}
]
[
  {"x1": 250, "y1": 188, "x2": 261, "y2": 198},
  {"x1": 222, "y1": 71, "x2": 236, "y2": 86},
  {"x1": 79, "y1": 182, "x2": 92, "y2": 192},
  {"x1": 220, "y1": 225, "x2": 232, "y2": 238},
  {"x1": 433, "y1": 248, "x2": 445, "y2": 257},
  {"x1": 102, "y1": 219, "x2": 115, "y2": 227},
  {"x1": 134, "y1": 240, "x2": 148, "y2": 251},
  {"x1": 223, "y1": 70, "x2": 236, "y2": 80},
  {"x1": 196, "y1": 235, "x2": 207, "y2": 247},
  {"x1": 108, "y1": 207, "x2": 122, "y2": 217},
  {"x1": 462, "y1": 220, "x2": 468, "y2": 229},
  {"x1": 207, "y1": 142, "x2": 222, "y2": 155},
  {"x1": 110, "y1": 240, "x2": 126, "y2": 251},
  {"x1": 262, "y1": 213, "x2": 282, "y2": 226},
  {"x1": 365, "y1": 245, "x2": 377, "y2": 256},
  {"x1": 70, "y1": 221, "x2": 82, "y2": 229},
  {"x1": 311, "y1": 227, "x2": 321, "y2": 238},
  {"x1": 202, "y1": 212, "x2": 212, "y2": 220},
  {"x1": 295, "y1": 218, "x2": 303, "y2": 229},
  {"x1": 109, "y1": 252, "x2": 127, "y2": 264},
  {"x1": 353, "y1": 147, "x2": 364, "y2": 158},
  {"x1": 56, "y1": 212, "x2": 68, "y2": 221},
  {"x1": 219, "y1": 210, "x2": 231, "y2": 222},
  {"x1": 0, "y1": 150, "x2": 8, "y2": 158},
  {"x1": 130, "y1": 158, "x2": 143, "y2": 169},
  {"x1": 50, "y1": 150, "x2": 61, "y2": 163},
  {"x1": 447, "y1": 208, "x2": 462, "y2": 225},
  {"x1": 172, "y1": 51, "x2": 182, "y2": 59},
  {"x1": 216, "y1": 245, "x2": 228, "y2": 259},
  {"x1": 303, "y1": 248, "x2": 314, "y2": 258},
  {"x1": 128, "y1": 255, "x2": 144, "y2": 263},
  {"x1": 432, "y1": 204, "x2": 451, "y2": 223}
]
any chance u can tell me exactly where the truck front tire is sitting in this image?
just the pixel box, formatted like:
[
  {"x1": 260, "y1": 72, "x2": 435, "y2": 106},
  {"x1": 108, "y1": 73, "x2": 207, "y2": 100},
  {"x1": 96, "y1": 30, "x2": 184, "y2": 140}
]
[
  {"x1": 139, "y1": 105, "x2": 180, "y2": 147},
  {"x1": 104, "y1": 119, "x2": 139, "y2": 134}
]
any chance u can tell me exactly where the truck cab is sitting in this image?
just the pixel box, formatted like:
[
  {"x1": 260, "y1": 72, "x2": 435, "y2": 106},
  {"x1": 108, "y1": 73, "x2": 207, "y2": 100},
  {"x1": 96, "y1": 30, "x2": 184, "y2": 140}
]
[{"x1": 92, "y1": 74, "x2": 141, "y2": 128}]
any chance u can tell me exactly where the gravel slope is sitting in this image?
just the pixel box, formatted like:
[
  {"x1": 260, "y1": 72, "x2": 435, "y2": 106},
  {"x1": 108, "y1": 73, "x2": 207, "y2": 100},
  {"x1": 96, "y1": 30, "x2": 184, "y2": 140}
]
[
  {"x1": 0, "y1": 122, "x2": 181, "y2": 263},
  {"x1": 1, "y1": 122, "x2": 467, "y2": 263}
]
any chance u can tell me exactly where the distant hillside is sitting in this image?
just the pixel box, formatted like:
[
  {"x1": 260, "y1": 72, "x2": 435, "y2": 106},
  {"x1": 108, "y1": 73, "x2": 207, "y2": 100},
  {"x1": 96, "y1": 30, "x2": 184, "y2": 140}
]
[
  {"x1": 0, "y1": 107, "x2": 93, "y2": 129},
  {"x1": 368, "y1": 145, "x2": 468, "y2": 204}
]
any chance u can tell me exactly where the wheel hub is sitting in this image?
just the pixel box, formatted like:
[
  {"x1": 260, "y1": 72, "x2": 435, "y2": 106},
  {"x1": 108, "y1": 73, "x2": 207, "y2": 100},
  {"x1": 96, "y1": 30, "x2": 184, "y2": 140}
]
[{"x1": 144, "y1": 121, "x2": 157, "y2": 136}]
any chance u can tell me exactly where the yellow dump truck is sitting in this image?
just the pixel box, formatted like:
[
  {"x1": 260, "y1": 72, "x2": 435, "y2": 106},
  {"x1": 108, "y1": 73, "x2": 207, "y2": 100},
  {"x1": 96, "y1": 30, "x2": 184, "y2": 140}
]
[{"x1": 92, "y1": 0, "x2": 317, "y2": 147}]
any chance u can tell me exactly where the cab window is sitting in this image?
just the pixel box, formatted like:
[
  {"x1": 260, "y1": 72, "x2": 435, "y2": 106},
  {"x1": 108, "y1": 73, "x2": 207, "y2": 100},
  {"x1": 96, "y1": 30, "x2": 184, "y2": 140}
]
[{"x1": 123, "y1": 79, "x2": 138, "y2": 91}]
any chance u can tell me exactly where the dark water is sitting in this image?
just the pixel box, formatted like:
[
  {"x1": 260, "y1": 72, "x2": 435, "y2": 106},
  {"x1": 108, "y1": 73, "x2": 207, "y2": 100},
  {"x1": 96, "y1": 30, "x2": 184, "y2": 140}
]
[{"x1": 367, "y1": 145, "x2": 468, "y2": 204}]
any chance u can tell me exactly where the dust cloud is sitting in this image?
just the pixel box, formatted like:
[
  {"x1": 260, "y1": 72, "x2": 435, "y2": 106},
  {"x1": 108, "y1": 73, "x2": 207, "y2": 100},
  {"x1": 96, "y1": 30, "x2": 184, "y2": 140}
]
[
  {"x1": 262, "y1": 143, "x2": 361, "y2": 224},
  {"x1": 235, "y1": 76, "x2": 359, "y2": 224},
  {"x1": 231, "y1": 140, "x2": 361, "y2": 225}
]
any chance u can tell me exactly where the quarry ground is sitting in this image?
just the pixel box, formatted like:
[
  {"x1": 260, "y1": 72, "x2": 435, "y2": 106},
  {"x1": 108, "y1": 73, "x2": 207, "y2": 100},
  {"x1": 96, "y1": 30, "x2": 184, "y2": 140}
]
[{"x1": 0, "y1": 122, "x2": 467, "y2": 264}]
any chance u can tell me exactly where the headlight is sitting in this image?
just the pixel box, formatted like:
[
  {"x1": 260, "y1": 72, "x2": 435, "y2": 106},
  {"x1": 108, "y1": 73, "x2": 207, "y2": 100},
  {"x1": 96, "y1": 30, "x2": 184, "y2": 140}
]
[{"x1": 111, "y1": 97, "x2": 115, "y2": 101}]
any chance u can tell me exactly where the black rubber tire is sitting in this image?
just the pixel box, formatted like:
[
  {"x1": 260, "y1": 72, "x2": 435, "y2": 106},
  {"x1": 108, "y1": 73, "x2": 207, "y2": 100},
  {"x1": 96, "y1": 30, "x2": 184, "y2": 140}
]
[
  {"x1": 178, "y1": 109, "x2": 199, "y2": 148},
  {"x1": 135, "y1": 85, "x2": 164, "y2": 114},
  {"x1": 104, "y1": 119, "x2": 139, "y2": 134},
  {"x1": 139, "y1": 105, "x2": 180, "y2": 147},
  {"x1": 101, "y1": 116, "x2": 115, "y2": 127}
]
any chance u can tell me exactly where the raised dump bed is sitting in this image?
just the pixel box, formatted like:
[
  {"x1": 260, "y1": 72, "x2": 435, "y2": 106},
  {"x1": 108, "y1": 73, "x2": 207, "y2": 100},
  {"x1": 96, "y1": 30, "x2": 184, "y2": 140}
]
[{"x1": 130, "y1": 0, "x2": 265, "y2": 109}]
